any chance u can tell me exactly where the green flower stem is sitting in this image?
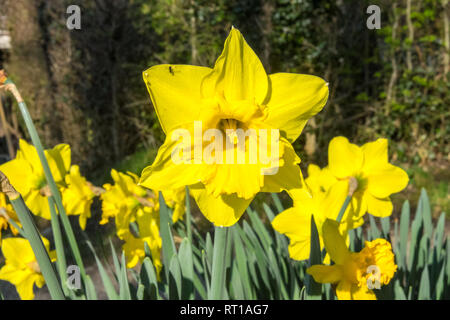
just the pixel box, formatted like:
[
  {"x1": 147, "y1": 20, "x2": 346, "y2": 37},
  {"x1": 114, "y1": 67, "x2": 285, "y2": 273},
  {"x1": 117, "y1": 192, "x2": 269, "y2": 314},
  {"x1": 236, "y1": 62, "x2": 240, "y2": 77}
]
[
  {"x1": 10, "y1": 195, "x2": 65, "y2": 300},
  {"x1": 208, "y1": 226, "x2": 228, "y2": 300},
  {"x1": 16, "y1": 100, "x2": 87, "y2": 281},
  {"x1": 336, "y1": 177, "x2": 357, "y2": 223},
  {"x1": 48, "y1": 196, "x2": 69, "y2": 296},
  {"x1": 185, "y1": 186, "x2": 192, "y2": 243},
  {"x1": 336, "y1": 196, "x2": 352, "y2": 223}
]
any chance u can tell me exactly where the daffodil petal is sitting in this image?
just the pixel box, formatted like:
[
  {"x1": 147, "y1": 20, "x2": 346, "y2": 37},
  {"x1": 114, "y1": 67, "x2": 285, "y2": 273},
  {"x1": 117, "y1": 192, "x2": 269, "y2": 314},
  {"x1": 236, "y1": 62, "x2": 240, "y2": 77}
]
[
  {"x1": 328, "y1": 136, "x2": 363, "y2": 179},
  {"x1": 46, "y1": 143, "x2": 71, "y2": 183},
  {"x1": 272, "y1": 207, "x2": 310, "y2": 239},
  {"x1": 264, "y1": 73, "x2": 328, "y2": 142},
  {"x1": 335, "y1": 281, "x2": 352, "y2": 300},
  {"x1": 322, "y1": 219, "x2": 350, "y2": 265},
  {"x1": 306, "y1": 265, "x2": 343, "y2": 284},
  {"x1": 143, "y1": 64, "x2": 213, "y2": 134},
  {"x1": 351, "y1": 285, "x2": 377, "y2": 300},
  {"x1": 367, "y1": 163, "x2": 409, "y2": 198},
  {"x1": 361, "y1": 138, "x2": 388, "y2": 172},
  {"x1": 189, "y1": 184, "x2": 252, "y2": 227},
  {"x1": 139, "y1": 136, "x2": 207, "y2": 191},
  {"x1": 366, "y1": 194, "x2": 393, "y2": 218},
  {"x1": 201, "y1": 28, "x2": 269, "y2": 104}
]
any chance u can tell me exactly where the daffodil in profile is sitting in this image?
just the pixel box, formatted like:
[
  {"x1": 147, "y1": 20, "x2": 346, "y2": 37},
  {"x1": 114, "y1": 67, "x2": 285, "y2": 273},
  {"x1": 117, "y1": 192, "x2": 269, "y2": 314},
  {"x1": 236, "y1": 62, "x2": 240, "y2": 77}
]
[
  {"x1": 327, "y1": 137, "x2": 409, "y2": 220},
  {"x1": 272, "y1": 164, "x2": 359, "y2": 261},
  {"x1": 61, "y1": 165, "x2": 95, "y2": 230},
  {"x1": 100, "y1": 169, "x2": 184, "y2": 272},
  {"x1": 307, "y1": 219, "x2": 397, "y2": 300},
  {"x1": 140, "y1": 27, "x2": 328, "y2": 226},
  {"x1": 0, "y1": 237, "x2": 56, "y2": 300},
  {"x1": 0, "y1": 139, "x2": 70, "y2": 219}
]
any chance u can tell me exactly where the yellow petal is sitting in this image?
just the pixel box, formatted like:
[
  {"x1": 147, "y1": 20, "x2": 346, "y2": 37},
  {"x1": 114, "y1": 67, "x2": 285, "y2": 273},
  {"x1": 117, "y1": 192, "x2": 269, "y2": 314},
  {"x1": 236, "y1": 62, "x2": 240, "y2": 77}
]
[
  {"x1": 15, "y1": 273, "x2": 43, "y2": 300},
  {"x1": 46, "y1": 143, "x2": 71, "y2": 183},
  {"x1": 367, "y1": 163, "x2": 409, "y2": 198},
  {"x1": 139, "y1": 136, "x2": 207, "y2": 191},
  {"x1": 143, "y1": 64, "x2": 213, "y2": 134},
  {"x1": 328, "y1": 136, "x2": 363, "y2": 179},
  {"x1": 322, "y1": 219, "x2": 350, "y2": 265},
  {"x1": 1, "y1": 238, "x2": 35, "y2": 266},
  {"x1": 335, "y1": 281, "x2": 352, "y2": 300},
  {"x1": 366, "y1": 194, "x2": 393, "y2": 218},
  {"x1": 351, "y1": 284, "x2": 377, "y2": 300},
  {"x1": 262, "y1": 139, "x2": 303, "y2": 194},
  {"x1": 306, "y1": 265, "x2": 343, "y2": 284},
  {"x1": 189, "y1": 183, "x2": 252, "y2": 227},
  {"x1": 264, "y1": 73, "x2": 328, "y2": 142},
  {"x1": 272, "y1": 207, "x2": 312, "y2": 260},
  {"x1": 361, "y1": 138, "x2": 388, "y2": 172},
  {"x1": 24, "y1": 189, "x2": 51, "y2": 220},
  {"x1": 0, "y1": 158, "x2": 31, "y2": 195},
  {"x1": 201, "y1": 27, "x2": 268, "y2": 105},
  {"x1": 272, "y1": 207, "x2": 310, "y2": 240}
]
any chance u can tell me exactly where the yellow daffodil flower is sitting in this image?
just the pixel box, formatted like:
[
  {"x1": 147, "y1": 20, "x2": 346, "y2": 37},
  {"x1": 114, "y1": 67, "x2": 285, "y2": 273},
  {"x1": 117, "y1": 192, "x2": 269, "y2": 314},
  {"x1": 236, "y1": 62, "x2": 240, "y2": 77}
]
[
  {"x1": 0, "y1": 193, "x2": 22, "y2": 240},
  {"x1": 100, "y1": 169, "x2": 184, "y2": 273},
  {"x1": 327, "y1": 137, "x2": 409, "y2": 220},
  {"x1": 0, "y1": 237, "x2": 56, "y2": 300},
  {"x1": 307, "y1": 219, "x2": 397, "y2": 300},
  {"x1": 121, "y1": 210, "x2": 162, "y2": 275},
  {"x1": 61, "y1": 165, "x2": 95, "y2": 230},
  {"x1": 140, "y1": 27, "x2": 328, "y2": 227},
  {"x1": 272, "y1": 164, "x2": 358, "y2": 261},
  {"x1": 0, "y1": 139, "x2": 71, "y2": 219}
]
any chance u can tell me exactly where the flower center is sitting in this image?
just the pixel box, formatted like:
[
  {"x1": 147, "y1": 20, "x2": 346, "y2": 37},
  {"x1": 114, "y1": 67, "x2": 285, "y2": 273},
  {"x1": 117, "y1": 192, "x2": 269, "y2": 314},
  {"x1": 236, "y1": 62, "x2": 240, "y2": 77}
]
[
  {"x1": 346, "y1": 239, "x2": 397, "y2": 287},
  {"x1": 27, "y1": 260, "x2": 41, "y2": 274},
  {"x1": 219, "y1": 118, "x2": 245, "y2": 145}
]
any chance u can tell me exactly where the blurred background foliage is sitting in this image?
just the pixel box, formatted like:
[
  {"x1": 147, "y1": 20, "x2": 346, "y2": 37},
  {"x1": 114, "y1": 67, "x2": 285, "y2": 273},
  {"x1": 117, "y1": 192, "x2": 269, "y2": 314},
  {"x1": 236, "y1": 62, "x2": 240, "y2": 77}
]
[{"x1": 0, "y1": 0, "x2": 448, "y2": 217}]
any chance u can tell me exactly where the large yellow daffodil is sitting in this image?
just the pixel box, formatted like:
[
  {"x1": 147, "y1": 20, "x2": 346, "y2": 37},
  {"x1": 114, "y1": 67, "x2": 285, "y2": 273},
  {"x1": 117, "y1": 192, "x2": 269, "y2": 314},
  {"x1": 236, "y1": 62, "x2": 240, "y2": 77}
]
[
  {"x1": 307, "y1": 219, "x2": 397, "y2": 300},
  {"x1": 0, "y1": 237, "x2": 56, "y2": 300},
  {"x1": 327, "y1": 137, "x2": 409, "y2": 220},
  {"x1": 140, "y1": 28, "x2": 328, "y2": 226},
  {"x1": 0, "y1": 139, "x2": 70, "y2": 220}
]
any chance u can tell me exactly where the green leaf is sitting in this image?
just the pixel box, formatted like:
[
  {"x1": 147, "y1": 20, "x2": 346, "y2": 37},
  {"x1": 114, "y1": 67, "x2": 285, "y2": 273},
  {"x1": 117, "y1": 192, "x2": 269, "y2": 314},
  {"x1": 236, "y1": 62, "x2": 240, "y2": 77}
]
[
  {"x1": 418, "y1": 266, "x2": 430, "y2": 300},
  {"x1": 86, "y1": 240, "x2": 119, "y2": 300},
  {"x1": 168, "y1": 254, "x2": 182, "y2": 300},
  {"x1": 140, "y1": 257, "x2": 159, "y2": 300},
  {"x1": 178, "y1": 238, "x2": 194, "y2": 299},
  {"x1": 400, "y1": 200, "x2": 410, "y2": 268},
  {"x1": 434, "y1": 213, "x2": 445, "y2": 260},
  {"x1": 159, "y1": 191, "x2": 176, "y2": 281},
  {"x1": 369, "y1": 215, "x2": 381, "y2": 240},
  {"x1": 420, "y1": 189, "x2": 433, "y2": 239},
  {"x1": 232, "y1": 226, "x2": 253, "y2": 299},
  {"x1": 394, "y1": 280, "x2": 407, "y2": 300},
  {"x1": 381, "y1": 216, "x2": 390, "y2": 238},
  {"x1": 305, "y1": 215, "x2": 322, "y2": 300},
  {"x1": 118, "y1": 252, "x2": 131, "y2": 300},
  {"x1": 435, "y1": 263, "x2": 445, "y2": 300},
  {"x1": 85, "y1": 275, "x2": 97, "y2": 300},
  {"x1": 271, "y1": 193, "x2": 284, "y2": 213}
]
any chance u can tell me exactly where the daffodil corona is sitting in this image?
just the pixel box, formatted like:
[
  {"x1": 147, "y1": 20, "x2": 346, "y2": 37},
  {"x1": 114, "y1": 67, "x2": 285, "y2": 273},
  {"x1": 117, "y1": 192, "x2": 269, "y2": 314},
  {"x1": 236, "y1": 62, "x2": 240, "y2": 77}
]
[
  {"x1": 307, "y1": 219, "x2": 397, "y2": 300},
  {"x1": 140, "y1": 28, "x2": 329, "y2": 226}
]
